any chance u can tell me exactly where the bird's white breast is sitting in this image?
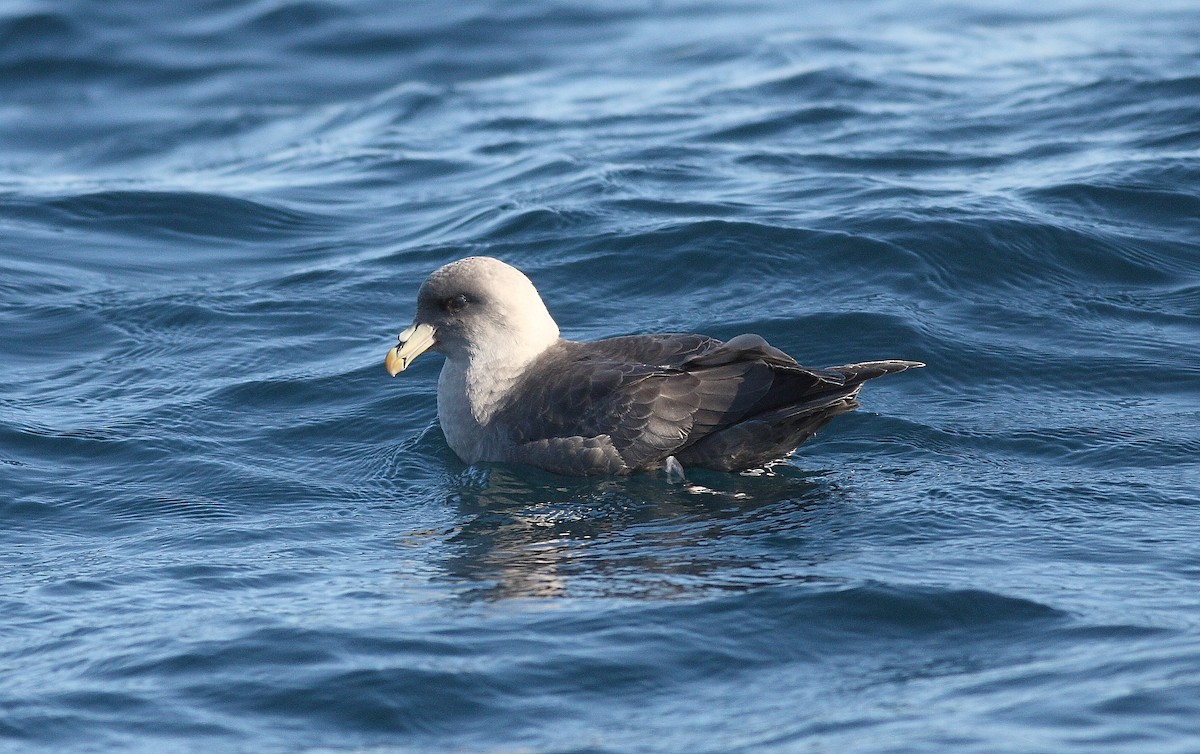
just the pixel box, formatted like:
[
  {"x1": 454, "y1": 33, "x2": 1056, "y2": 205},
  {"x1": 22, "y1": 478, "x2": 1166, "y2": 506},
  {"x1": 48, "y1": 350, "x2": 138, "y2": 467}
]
[
  {"x1": 436, "y1": 360, "x2": 484, "y2": 462},
  {"x1": 436, "y1": 354, "x2": 533, "y2": 464}
]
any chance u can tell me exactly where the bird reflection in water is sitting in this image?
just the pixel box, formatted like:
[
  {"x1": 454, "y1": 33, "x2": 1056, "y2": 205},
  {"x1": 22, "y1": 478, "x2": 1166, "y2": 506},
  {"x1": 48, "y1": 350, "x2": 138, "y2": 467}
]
[{"x1": 435, "y1": 464, "x2": 841, "y2": 601}]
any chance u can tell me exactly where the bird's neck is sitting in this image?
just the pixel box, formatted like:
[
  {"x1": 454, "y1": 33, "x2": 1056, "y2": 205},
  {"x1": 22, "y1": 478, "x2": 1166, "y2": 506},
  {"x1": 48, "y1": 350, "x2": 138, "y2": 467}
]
[{"x1": 442, "y1": 335, "x2": 560, "y2": 426}]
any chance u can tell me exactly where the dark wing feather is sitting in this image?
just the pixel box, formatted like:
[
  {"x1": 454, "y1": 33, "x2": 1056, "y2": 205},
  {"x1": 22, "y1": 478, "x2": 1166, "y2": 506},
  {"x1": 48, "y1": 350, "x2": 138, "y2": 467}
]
[
  {"x1": 573, "y1": 333, "x2": 721, "y2": 368},
  {"x1": 494, "y1": 336, "x2": 719, "y2": 471},
  {"x1": 494, "y1": 335, "x2": 922, "y2": 474},
  {"x1": 677, "y1": 356, "x2": 923, "y2": 470},
  {"x1": 495, "y1": 335, "x2": 713, "y2": 444}
]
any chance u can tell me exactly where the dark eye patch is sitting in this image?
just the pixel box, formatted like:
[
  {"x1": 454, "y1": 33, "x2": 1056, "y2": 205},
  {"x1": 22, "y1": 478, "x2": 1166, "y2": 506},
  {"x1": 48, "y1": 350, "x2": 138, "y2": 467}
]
[{"x1": 444, "y1": 294, "x2": 469, "y2": 314}]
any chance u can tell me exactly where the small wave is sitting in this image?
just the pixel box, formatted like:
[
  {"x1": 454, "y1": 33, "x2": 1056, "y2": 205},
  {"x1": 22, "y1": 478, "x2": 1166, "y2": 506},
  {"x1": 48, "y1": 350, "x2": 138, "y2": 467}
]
[
  {"x1": 708, "y1": 582, "x2": 1065, "y2": 636},
  {"x1": 40, "y1": 190, "x2": 334, "y2": 241},
  {"x1": 704, "y1": 106, "x2": 860, "y2": 142},
  {"x1": 0, "y1": 11, "x2": 79, "y2": 52},
  {"x1": 1025, "y1": 180, "x2": 1200, "y2": 238},
  {"x1": 244, "y1": 1, "x2": 349, "y2": 35}
]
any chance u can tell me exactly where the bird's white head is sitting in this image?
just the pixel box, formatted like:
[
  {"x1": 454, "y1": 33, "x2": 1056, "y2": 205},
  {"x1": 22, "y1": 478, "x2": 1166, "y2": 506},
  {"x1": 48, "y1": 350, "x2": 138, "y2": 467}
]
[{"x1": 385, "y1": 256, "x2": 561, "y2": 376}]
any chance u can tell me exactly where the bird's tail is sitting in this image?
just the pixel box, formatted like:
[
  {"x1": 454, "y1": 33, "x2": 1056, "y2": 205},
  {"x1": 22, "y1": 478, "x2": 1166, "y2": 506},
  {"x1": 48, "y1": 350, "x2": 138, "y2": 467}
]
[{"x1": 832, "y1": 359, "x2": 925, "y2": 387}]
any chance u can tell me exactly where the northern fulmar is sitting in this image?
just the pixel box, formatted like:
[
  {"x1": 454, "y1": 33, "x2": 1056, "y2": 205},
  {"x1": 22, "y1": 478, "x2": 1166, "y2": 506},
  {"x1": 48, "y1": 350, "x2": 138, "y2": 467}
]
[{"x1": 385, "y1": 256, "x2": 922, "y2": 476}]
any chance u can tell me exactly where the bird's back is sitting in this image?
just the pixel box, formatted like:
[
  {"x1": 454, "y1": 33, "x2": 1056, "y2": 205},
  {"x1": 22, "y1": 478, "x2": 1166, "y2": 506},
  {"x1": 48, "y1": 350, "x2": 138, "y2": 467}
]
[{"x1": 488, "y1": 333, "x2": 921, "y2": 475}]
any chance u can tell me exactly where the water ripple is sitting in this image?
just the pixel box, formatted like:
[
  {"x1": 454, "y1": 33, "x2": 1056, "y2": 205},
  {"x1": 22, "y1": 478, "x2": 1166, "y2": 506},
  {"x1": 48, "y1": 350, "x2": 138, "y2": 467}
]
[{"x1": 4, "y1": 1, "x2": 1200, "y2": 752}]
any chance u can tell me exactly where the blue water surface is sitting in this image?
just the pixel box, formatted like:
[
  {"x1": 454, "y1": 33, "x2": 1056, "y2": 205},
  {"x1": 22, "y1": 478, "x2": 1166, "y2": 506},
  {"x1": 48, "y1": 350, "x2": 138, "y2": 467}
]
[{"x1": 3, "y1": 1, "x2": 1200, "y2": 752}]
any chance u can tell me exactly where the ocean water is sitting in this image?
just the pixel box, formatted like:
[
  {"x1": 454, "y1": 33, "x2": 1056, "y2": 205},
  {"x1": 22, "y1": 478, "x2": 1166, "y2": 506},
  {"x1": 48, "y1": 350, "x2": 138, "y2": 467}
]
[{"x1": 3, "y1": 0, "x2": 1200, "y2": 751}]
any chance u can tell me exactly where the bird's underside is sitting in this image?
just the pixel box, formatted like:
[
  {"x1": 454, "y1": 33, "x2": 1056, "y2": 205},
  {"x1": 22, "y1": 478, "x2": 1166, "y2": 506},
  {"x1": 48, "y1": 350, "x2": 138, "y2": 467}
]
[{"x1": 490, "y1": 333, "x2": 922, "y2": 476}]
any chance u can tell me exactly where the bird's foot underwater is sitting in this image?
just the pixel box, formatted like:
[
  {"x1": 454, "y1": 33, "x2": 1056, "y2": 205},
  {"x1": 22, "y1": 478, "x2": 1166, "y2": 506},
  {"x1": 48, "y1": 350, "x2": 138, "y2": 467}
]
[{"x1": 661, "y1": 455, "x2": 688, "y2": 484}]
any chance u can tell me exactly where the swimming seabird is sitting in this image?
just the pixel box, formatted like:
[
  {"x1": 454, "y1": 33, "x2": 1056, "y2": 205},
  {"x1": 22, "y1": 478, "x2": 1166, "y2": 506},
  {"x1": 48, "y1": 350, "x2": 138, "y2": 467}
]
[{"x1": 385, "y1": 256, "x2": 922, "y2": 476}]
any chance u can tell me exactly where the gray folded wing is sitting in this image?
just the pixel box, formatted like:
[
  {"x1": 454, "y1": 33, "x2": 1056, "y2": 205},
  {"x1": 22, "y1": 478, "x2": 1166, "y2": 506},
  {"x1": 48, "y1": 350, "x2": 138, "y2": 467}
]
[{"x1": 494, "y1": 333, "x2": 921, "y2": 474}]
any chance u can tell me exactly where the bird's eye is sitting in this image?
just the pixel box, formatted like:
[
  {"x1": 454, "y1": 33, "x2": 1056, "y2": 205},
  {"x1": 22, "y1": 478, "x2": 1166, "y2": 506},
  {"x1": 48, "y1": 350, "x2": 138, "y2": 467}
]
[{"x1": 444, "y1": 294, "x2": 469, "y2": 314}]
